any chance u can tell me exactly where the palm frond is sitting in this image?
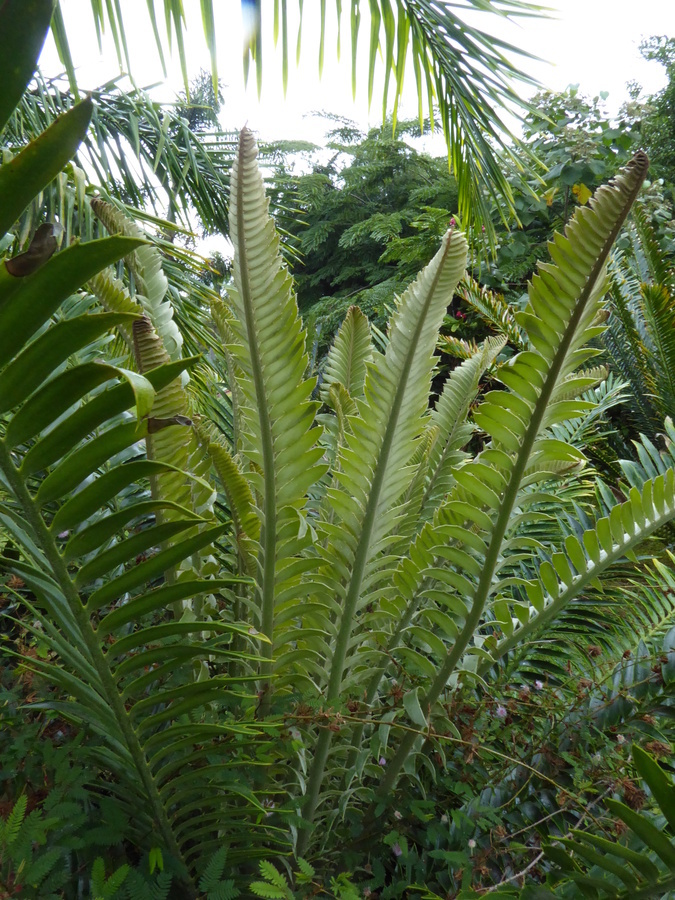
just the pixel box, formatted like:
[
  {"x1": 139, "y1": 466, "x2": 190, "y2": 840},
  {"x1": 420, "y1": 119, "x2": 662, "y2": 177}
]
[{"x1": 48, "y1": 1, "x2": 545, "y2": 237}]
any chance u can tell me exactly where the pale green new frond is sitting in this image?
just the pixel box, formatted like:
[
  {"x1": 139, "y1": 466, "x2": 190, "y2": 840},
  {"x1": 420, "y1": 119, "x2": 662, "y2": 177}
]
[
  {"x1": 88, "y1": 205, "x2": 218, "y2": 536},
  {"x1": 211, "y1": 297, "x2": 246, "y2": 454},
  {"x1": 320, "y1": 305, "x2": 372, "y2": 403},
  {"x1": 227, "y1": 127, "x2": 326, "y2": 703},
  {"x1": 132, "y1": 317, "x2": 206, "y2": 520},
  {"x1": 375, "y1": 153, "x2": 650, "y2": 799},
  {"x1": 195, "y1": 421, "x2": 259, "y2": 574},
  {"x1": 91, "y1": 199, "x2": 183, "y2": 363},
  {"x1": 323, "y1": 227, "x2": 468, "y2": 686},
  {"x1": 299, "y1": 226, "x2": 467, "y2": 849},
  {"x1": 421, "y1": 335, "x2": 506, "y2": 519}
]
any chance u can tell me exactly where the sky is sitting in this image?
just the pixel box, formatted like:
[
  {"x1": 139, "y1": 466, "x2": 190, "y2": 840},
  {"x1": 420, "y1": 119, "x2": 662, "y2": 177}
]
[{"x1": 38, "y1": 0, "x2": 675, "y2": 153}]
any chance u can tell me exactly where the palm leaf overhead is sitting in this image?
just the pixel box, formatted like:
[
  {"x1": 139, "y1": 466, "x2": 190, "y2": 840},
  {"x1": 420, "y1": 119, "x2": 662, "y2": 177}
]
[
  {"x1": 48, "y1": 0, "x2": 545, "y2": 235},
  {"x1": 5, "y1": 72, "x2": 236, "y2": 235}
]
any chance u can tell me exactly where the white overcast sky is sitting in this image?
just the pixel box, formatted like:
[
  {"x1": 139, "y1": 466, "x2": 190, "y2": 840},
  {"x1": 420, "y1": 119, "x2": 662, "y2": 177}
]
[{"x1": 38, "y1": 0, "x2": 675, "y2": 150}]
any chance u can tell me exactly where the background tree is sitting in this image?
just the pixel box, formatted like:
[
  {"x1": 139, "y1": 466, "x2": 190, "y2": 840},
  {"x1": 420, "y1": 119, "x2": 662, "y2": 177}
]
[
  {"x1": 272, "y1": 119, "x2": 459, "y2": 344},
  {"x1": 637, "y1": 36, "x2": 675, "y2": 191},
  {"x1": 476, "y1": 86, "x2": 639, "y2": 305}
]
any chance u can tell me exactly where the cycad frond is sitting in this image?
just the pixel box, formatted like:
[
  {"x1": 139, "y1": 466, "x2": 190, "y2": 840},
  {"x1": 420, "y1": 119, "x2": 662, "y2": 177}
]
[
  {"x1": 299, "y1": 220, "x2": 468, "y2": 843},
  {"x1": 604, "y1": 207, "x2": 675, "y2": 437},
  {"x1": 458, "y1": 276, "x2": 526, "y2": 348},
  {"x1": 375, "y1": 152, "x2": 652, "y2": 795},
  {"x1": 320, "y1": 305, "x2": 373, "y2": 403},
  {"x1": 421, "y1": 335, "x2": 506, "y2": 519},
  {"x1": 91, "y1": 200, "x2": 183, "y2": 363},
  {"x1": 226, "y1": 127, "x2": 327, "y2": 706}
]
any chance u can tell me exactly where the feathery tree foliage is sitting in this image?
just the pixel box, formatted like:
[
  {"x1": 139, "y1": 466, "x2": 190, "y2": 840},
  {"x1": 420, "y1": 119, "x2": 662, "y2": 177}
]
[{"x1": 270, "y1": 119, "x2": 460, "y2": 343}]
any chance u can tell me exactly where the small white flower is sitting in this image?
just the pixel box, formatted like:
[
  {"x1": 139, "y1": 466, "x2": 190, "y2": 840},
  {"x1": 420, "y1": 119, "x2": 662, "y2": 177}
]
[
  {"x1": 496, "y1": 705, "x2": 507, "y2": 718},
  {"x1": 468, "y1": 839, "x2": 476, "y2": 849},
  {"x1": 441, "y1": 813, "x2": 448, "y2": 824},
  {"x1": 534, "y1": 680, "x2": 544, "y2": 690},
  {"x1": 394, "y1": 810, "x2": 402, "y2": 820},
  {"x1": 616, "y1": 733, "x2": 626, "y2": 745}
]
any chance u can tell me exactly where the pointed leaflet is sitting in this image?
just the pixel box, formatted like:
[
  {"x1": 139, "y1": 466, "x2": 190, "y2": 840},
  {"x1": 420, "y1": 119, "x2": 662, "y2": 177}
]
[
  {"x1": 226, "y1": 127, "x2": 326, "y2": 699},
  {"x1": 320, "y1": 305, "x2": 372, "y2": 403},
  {"x1": 321, "y1": 227, "x2": 467, "y2": 698}
]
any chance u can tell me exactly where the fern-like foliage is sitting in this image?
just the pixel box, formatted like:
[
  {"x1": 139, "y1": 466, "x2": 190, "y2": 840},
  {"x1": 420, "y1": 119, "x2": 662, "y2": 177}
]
[
  {"x1": 4, "y1": 31, "x2": 675, "y2": 888},
  {"x1": 457, "y1": 276, "x2": 526, "y2": 349},
  {"x1": 605, "y1": 204, "x2": 675, "y2": 438},
  {"x1": 0, "y1": 90, "x2": 274, "y2": 895},
  {"x1": 371, "y1": 153, "x2": 657, "y2": 795},
  {"x1": 224, "y1": 127, "x2": 328, "y2": 708}
]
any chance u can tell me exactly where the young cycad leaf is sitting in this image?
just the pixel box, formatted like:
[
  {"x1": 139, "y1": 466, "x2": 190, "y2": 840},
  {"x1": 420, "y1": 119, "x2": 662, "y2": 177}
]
[
  {"x1": 195, "y1": 420, "x2": 260, "y2": 574},
  {"x1": 226, "y1": 127, "x2": 327, "y2": 706},
  {"x1": 88, "y1": 267, "x2": 144, "y2": 349},
  {"x1": 421, "y1": 335, "x2": 506, "y2": 520},
  {"x1": 211, "y1": 297, "x2": 247, "y2": 453},
  {"x1": 299, "y1": 225, "x2": 467, "y2": 847},
  {"x1": 91, "y1": 200, "x2": 183, "y2": 362},
  {"x1": 320, "y1": 304, "x2": 373, "y2": 403},
  {"x1": 376, "y1": 152, "x2": 652, "y2": 798},
  {"x1": 458, "y1": 277, "x2": 525, "y2": 349}
]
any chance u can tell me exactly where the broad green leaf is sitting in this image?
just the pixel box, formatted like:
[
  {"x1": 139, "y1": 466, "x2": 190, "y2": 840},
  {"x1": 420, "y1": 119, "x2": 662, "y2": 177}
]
[
  {"x1": 0, "y1": 97, "x2": 93, "y2": 236},
  {"x1": 0, "y1": 0, "x2": 54, "y2": 132}
]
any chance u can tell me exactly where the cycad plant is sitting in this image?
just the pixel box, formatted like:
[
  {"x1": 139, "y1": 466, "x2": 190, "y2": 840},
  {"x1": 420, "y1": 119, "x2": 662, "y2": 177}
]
[{"x1": 4, "y1": 4, "x2": 675, "y2": 894}]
